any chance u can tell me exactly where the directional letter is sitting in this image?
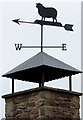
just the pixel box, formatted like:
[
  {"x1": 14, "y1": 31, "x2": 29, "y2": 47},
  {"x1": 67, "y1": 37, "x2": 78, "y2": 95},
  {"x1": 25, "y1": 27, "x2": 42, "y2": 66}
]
[
  {"x1": 62, "y1": 44, "x2": 67, "y2": 51},
  {"x1": 15, "y1": 44, "x2": 22, "y2": 50}
]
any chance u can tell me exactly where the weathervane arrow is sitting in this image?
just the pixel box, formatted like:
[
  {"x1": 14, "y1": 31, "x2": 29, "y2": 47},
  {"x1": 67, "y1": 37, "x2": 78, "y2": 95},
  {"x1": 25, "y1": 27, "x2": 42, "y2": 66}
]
[
  {"x1": 12, "y1": 18, "x2": 73, "y2": 31},
  {"x1": 12, "y1": 18, "x2": 35, "y2": 25}
]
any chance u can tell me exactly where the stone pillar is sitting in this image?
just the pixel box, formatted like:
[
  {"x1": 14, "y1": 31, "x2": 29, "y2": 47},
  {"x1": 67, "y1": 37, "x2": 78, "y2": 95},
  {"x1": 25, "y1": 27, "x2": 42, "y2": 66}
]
[{"x1": 2, "y1": 87, "x2": 82, "y2": 120}]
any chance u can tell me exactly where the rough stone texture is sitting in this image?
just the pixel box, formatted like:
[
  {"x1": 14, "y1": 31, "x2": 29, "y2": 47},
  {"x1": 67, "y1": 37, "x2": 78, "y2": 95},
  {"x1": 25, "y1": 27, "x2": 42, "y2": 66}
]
[{"x1": 2, "y1": 86, "x2": 82, "y2": 120}]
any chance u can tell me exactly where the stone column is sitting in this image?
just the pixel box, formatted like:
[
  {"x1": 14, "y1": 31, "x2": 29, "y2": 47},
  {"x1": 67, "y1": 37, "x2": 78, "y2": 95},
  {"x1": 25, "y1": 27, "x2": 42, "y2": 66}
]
[{"x1": 2, "y1": 86, "x2": 82, "y2": 120}]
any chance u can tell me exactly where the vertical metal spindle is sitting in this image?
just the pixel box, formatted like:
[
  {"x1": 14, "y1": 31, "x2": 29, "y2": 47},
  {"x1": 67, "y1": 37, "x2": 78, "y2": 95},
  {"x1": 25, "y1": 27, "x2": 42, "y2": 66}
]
[{"x1": 41, "y1": 25, "x2": 43, "y2": 52}]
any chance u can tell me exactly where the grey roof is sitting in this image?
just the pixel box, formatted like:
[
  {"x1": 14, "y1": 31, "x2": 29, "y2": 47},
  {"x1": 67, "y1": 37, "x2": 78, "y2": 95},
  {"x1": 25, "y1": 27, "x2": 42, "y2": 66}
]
[{"x1": 2, "y1": 52, "x2": 81, "y2": 83}]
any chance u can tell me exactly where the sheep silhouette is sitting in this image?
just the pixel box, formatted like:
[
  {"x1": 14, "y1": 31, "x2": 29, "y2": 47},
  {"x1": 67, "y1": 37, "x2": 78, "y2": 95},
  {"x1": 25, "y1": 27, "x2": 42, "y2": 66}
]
[{"x1": 36, "y1": 3, "x2": 57, "y2": 22}]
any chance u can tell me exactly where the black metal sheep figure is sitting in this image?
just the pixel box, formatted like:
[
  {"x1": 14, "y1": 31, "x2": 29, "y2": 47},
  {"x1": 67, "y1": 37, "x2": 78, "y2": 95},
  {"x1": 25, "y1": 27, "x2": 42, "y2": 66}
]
[{"x1": 36, "y1": 3, "x2": 57, "y2": 22}]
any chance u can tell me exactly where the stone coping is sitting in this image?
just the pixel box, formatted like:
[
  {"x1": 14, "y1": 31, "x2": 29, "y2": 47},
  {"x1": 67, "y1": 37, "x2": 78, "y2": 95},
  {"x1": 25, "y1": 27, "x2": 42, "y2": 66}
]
[{"x1": 2, "y1": 86, "x2": 82, "y2": 99}]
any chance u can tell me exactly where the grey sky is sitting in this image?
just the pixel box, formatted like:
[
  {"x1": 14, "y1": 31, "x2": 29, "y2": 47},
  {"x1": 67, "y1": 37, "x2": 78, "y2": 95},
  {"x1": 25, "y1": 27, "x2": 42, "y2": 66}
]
[{"x1": 0, "y1": 0, "x2": 82, "y2": 119}]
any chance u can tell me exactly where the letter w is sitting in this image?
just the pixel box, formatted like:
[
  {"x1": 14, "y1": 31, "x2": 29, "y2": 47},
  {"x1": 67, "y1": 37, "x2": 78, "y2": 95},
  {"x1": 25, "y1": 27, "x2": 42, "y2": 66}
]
[{"x1": 15, "y1": 44, "x2": 22, "y2": 50}]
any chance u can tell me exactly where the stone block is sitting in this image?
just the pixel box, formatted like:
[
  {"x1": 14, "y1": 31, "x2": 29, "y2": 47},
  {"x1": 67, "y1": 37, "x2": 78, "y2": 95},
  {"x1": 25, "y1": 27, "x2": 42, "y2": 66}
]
[
  {"x1": 6, "y1": 101, "x2": 14, "y2": 117},
  {"x1": 30, "y1": 108, "x2": 39, "y2": 119},
  {"x1": 17, "y1": 101, "x2": 27, "y2": 109},
  {"x1": 40, "y1": 91, "x2": 57, "y2": 100}
]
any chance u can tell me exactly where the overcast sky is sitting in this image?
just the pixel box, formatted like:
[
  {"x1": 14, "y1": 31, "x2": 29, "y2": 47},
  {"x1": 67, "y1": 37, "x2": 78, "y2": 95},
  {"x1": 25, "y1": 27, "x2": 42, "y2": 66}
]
[{"x1": 0, "y1": 0, "x2": 82, "y2": 119}]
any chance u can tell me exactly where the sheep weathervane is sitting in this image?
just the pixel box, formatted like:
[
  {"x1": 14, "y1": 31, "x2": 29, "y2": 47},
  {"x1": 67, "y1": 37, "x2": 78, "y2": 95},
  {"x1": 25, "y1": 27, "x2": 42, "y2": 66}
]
[
  {"x1": 36, "y1": 3, "x2": 57, "y2": 22},
  {"x1": 13, "y1": 3, "x2": 73, "y2": 52},
  {"x1": 13, "y1": 3, "x2": 73, "y2": 31}
]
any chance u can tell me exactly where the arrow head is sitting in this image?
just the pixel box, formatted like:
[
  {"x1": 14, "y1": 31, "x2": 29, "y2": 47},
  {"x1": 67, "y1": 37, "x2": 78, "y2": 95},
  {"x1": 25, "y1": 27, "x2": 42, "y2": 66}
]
[{"x1": 12, "y1": 18, "x2": 20, "y2": 25}]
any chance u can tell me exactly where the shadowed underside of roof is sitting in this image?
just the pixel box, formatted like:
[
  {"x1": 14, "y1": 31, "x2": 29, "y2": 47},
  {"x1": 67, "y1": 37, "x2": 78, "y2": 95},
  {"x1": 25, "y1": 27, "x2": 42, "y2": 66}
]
[{"x1": 2, "y1": 52, "x2": 81, "y2": 83}]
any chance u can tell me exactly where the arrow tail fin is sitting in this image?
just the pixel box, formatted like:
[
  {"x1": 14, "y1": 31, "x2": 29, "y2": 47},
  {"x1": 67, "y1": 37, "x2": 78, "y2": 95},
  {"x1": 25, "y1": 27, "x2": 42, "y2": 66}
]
[{"x1": 64, "y1": 24, "x2": 73, "y2": 31}]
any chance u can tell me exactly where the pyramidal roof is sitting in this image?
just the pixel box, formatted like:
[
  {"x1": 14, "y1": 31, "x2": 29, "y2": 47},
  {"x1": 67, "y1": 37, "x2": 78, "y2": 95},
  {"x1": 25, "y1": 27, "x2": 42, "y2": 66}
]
[{"x1": 2, "y1": 52, "x2": 81, "y2": 83}]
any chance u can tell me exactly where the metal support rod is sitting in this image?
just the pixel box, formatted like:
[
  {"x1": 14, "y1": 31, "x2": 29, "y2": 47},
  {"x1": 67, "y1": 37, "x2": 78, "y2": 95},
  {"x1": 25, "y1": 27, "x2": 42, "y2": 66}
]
[
  {"x1": 41, "y1": 72, "x2": 44, "y2": 87},
  {"x1": 41, "y1": 25, "x2": 43, "y2": 52},
  {"x1": 39, "y1": 82, "x2": 41, "y2": 87},
  {"x1": 69, "y1": 75, "x2": 72, "y2": 91},
  {"x1": 12, "y1": 78, "x2": 14, "y2": 93}
]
